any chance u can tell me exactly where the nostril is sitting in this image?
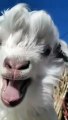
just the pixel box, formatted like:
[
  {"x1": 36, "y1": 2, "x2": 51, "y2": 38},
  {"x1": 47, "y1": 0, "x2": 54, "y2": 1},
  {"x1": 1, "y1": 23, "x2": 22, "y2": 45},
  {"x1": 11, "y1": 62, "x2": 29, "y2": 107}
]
[
  {"x1": 6, "y1": 63, "x2": 12, "y2": 69},
  {"x1": 4, "y1": 58, "x2": 12, "y2": 69},
  {"x1": 18, "y1": 61, "x2": 30, "y2": 70}
]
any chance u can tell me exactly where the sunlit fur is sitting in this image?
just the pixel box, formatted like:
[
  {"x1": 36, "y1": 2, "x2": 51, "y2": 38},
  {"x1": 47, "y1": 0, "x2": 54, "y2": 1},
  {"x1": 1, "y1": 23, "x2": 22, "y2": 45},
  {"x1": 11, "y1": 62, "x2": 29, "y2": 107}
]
[{"x1": 0, "y1": 4, "x2": 68, "y2": 120}]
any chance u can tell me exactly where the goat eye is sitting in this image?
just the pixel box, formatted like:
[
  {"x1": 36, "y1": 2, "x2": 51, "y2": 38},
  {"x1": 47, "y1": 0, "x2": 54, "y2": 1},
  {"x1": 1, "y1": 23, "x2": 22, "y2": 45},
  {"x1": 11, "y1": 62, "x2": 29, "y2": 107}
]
[
  {"x1": 0, "y1": 40, "x2": 2, "y2": 46},
  {"x1": 0, "y1": 42, "x2": 2, "y2": 46},
  {"x1": 41, "y1": 45, "x2": 51, "y2": 57}
]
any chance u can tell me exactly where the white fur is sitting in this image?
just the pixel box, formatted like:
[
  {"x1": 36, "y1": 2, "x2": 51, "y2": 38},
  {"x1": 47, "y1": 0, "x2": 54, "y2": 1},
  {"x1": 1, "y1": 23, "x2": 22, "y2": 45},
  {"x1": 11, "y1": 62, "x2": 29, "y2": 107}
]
[{"x1": 0, "y1": 3, "x2": 68, "y2": 120}]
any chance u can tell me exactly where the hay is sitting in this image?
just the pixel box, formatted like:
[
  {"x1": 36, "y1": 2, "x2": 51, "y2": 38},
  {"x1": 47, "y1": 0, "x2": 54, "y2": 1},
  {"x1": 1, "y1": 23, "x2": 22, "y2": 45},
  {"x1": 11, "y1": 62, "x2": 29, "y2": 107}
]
[{"x1": 54, "y1": 70, "x2": 68, "y2": 120}]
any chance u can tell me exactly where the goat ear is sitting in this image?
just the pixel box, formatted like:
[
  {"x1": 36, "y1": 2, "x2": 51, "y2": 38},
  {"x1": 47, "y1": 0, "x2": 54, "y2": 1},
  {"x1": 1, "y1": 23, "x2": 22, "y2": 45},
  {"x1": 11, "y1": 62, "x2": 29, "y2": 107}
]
[{"x1": 54, "y1": 41, "x2": 68, "y2": 62}]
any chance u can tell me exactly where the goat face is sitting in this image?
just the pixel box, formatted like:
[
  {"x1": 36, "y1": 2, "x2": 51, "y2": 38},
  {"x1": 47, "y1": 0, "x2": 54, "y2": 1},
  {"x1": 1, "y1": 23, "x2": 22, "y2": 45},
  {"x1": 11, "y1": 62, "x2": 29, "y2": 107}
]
[{"x1": 0, "y1": 4, "x2": 67, "y2": 120}]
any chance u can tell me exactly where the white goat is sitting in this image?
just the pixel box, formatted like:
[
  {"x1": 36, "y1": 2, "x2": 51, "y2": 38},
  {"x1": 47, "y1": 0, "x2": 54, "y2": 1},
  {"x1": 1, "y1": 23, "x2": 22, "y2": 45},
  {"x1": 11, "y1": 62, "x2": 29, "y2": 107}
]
[{"x1": 0, "y1": 3, "x2": 68, "y2": 120}]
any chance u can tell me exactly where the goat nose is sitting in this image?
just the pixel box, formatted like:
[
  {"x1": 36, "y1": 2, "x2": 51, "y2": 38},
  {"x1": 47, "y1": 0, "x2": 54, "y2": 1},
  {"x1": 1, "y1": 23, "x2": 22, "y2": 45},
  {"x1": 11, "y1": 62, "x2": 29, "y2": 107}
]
[{"x1": 4, "y1": 58, "x2": 30, "y2": 70}]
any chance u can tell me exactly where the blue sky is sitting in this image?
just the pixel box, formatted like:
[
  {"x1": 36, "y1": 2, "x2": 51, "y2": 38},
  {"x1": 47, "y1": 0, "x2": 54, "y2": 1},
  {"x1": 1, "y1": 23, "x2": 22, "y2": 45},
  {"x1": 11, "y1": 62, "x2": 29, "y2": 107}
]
[{"x1": 0, "y1": 0, "x2": 68, "y2": 43}]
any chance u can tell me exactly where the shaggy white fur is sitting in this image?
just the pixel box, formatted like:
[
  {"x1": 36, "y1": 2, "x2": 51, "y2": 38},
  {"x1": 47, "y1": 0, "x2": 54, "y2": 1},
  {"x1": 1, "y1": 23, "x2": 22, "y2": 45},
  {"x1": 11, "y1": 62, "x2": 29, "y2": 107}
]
[{"x1": 0, "y1": 3, "x2": 68, "y2": 120}]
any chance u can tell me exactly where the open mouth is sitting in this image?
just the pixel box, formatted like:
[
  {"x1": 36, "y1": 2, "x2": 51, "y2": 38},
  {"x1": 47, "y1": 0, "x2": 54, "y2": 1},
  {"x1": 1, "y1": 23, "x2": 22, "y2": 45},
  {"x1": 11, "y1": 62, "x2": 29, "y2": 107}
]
[{"x1": 1, "y1": 77, "x2": 32, "y2": 107}]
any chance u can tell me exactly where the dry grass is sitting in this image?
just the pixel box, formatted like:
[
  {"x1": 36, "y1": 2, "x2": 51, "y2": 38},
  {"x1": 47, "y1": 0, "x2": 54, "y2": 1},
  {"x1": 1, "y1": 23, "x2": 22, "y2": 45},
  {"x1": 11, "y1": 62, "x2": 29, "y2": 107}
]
[{"x1": 54, "y1": 70, "x2": 68, "y2": 119}]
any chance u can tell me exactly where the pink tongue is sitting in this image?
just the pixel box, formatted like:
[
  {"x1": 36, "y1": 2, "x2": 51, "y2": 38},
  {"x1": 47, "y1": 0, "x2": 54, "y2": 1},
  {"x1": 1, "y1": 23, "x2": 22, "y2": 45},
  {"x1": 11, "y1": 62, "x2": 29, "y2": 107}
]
[{"x1": 2, "y1": 85, "x2": 20, "y2": 103}]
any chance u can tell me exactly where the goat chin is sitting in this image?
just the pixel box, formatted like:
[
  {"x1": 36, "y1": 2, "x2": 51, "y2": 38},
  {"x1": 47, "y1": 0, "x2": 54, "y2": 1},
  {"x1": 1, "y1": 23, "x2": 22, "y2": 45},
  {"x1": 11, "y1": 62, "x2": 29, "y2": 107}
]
[
  {"x1": 0, "y1": 3, "x2": 68, "y2": 120},
  {"x1": 0, "y1": 88, "x2": 58, "y2": 120}
]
